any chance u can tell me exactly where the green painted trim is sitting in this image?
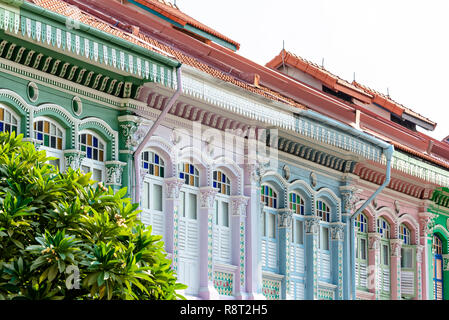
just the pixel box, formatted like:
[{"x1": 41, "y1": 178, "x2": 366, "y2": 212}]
[
  {"x1": 17, "y1": 0, "x2": 181, "y2": 68},
  {"x1": 184, "y1": 24, "x2": 237, "y2": 52}
]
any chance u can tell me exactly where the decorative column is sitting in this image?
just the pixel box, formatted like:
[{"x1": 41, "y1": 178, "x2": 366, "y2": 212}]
[
  {"x1": 63, "y1": 149, "x2": 85, "y2": 170},
  {"x1": 340, "y1": 184, "x2": 361, "y2": 300},
  {"x1": 304, "y1": 215, "x2": 320, "y2": 300},
  {"x1": 278, "y1": 208, "x2": 293, "y2": 300},
  {"x1": 104, "y1": 161, "x2": 127, "y2": 192},
  {"x1": 368, "y1": 233, "x2": 381, "y2": 300},
  {"x1": 415, "y1": 245, "x2": 424, "y2": 300},
  {"x1": 243, "y1": 163, "x2": 265, "y2": 300},
  {"x1": 230, "y1": 195, "x2": 249, "y2": 299},
  {"x1": 164, "y1": 177, "x2": 185, "y2": 266},
  {"x1": 118, "y1": 116, "x2": 139, "y2": 198},
  {"x1": 419, "y1": 210, "x2": 435, "y2": 300},
  {"x1": 390, "y1": 239, "x2": 403, "y2": 300},
  {"x1": 198, "y1": 186, "x2": 220, "y2": 299},
  {"x1": 330, "y1": 223, "x2": 345, "y2": 300}
]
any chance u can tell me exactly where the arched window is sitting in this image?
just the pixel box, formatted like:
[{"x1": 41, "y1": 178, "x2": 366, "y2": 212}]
[
  {"x1": 79, "y1": 132, "x2": 106, "y2": 182},
  {"x1": 355, "y1": 213, "x2": 368, "y2": 290},
  {"x1": 177, "y1": 162, "x2": 200, "y2": 295},
  {"x1": 179, "y1": 162, "x2": 199, "y2": 187},
  {"x1": 261, "y1": 185, "x2": 277, "y2": 208},
  {"x1": 433, "y1": 234, "x2": 444, "y2": 300},
  {"x1": 34, "y1": 118, "x2": 65, "y2": 170},
  {"x1": 140, "y1": 150, "x2": 165, "y2": 237},
  {"x1": 261, "y1": 184, "x2": 278, "y2": 271},
  {"x1": 400, "y1": 224, "x2": 415, "y2": 298},
  {"x1": 377, "y1": 217, "x2": 391, "y2": 298},
  {"x1": 316, "y1": 200, "x2": 331, "y2": 281},
  {"x1": 0, "y1": 105, "x2": 19, "y2": 134},
  {"x1": 289, "y1": 192, "x2": 305, "y2": 299},
  {"x1": 316, "y1": 200, "x2": 330, "y2": 222},
  {"x1": 213, "y1": 170, "x2": 231, "y2": 264},
  {"x1": 141, "y1": 150, "x2": 165, "y2": 177}
]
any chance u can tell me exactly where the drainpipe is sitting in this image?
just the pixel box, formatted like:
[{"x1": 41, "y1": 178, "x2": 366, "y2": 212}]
[
  {"x1": 349, "y1": 144, "x2": 393, "y2": 300},
  {"x1": 134, "y1": 65, "x2": 183, "y2": 205},
  {"x1": 296, "y1": 109, "x2": 394, "y2": 300}
]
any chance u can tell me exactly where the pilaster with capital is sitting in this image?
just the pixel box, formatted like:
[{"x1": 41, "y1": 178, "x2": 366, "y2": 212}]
[
  {"x1": 164, "y1": 177, "x2": 185, "y2": 269},
  {"x1": 278, "y1": 208, "x2": 293, "y2": 300},
  {"x1": 390, "y1": 239, "x2": 403, "y2": 300},
  {"x1": 368, "y1": 232, "x2": 381, "y2": 299},
  {"x1": 230, "y1": 195, "x2": 249, "y2": 298},
  {"x1": 304, "y1": 215, "x2": 320, "y2": 300},
  {"x1": 64, "y1": 149, "x2": 85, "y2": 171},
  {"x1": 330, "y1": 223, "x2": 345, "y2": 300},
  {"x1": 415, "y1": 245, "x2": 424, "y2": 300},
  {"x1": 104, "y1": 161, "x2": 127, "y2": 190},
  {"x1": 198, "y1": 186, "x2": 220, "y2": 300},
  {"x1": 242, "y1": 161, "x2": 265, "y2": 300}
]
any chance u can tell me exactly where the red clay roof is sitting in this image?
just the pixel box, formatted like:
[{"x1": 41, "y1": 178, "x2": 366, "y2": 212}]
[
  {"x1": 266, "y1": 49, "x2": 436, "y2": 129},
  {"x1": 21, "y1": 0, "x2": 449, "y2": 174},
  {"x1": 129, "y1": 0, "x2": 240, "y2": 50},
  {"x1": 27, "y1": 0, "x2": 304, "y2": 109}
]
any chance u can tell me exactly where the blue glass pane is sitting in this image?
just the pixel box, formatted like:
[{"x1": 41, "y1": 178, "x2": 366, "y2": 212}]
[
  {"x1": 0, "y1": 122, "x2": 3, "y2": 132},
  {"x1": 87, "y1": 147, "x2": 92, "y2": 159},
  {"x1": 144, "y1": 162, "x2": 149, "y2": 169},
  {"x1": 265, "y1": 186, "x2": 268, "y2": 194},
  {"x1": 37, "y1": 132, "x2": 43, "y2": 140},
  {"x1": 213, "y1": 181, "x2": 217, "y2": 188},
  {"x1": 273, "y1": 199, "x2": 277, "y2": 208},
  {"x1": 155, "y1": 154, "x2": 159, "y2": 164},
  {"x1": 93, "y1": 137, "x2": 98, "y2": 148},
  {"x1": 361, "y1": 224, "x2": 364, "y2": 232},
  {"x1": 300, "y1": 206, "x2": 304, "y2": 215},
  {"x1": 292, "y1": 193, "x2": 296, "y2": 202},
  {"x1": 222, "y1": 174, "x2": 226, "y2": 182},
  {"x1": 180, "y1": 172, "x2": 184, "y2": 179}
]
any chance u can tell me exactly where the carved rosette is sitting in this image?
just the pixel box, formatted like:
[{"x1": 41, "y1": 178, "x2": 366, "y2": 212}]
[
  {"x1": 164, "y1": 177, "x2": 185, "y2": 200},
  {"x1": 105, "y1": 161, "x2": 126, "y2": 186},
  {"x1": 368, "y1": 233, "x2": 381, "y2": 250},
  {"x1": 199, "y1": 186, "x2": 219, "y2": 209},
  {"x1": 63, "y1": 149, "x2": 85, "y2": 170},
  {"x1": 304, "y1": 216, "x2": 320, "y2": 234},
  {"x1": 118, "y1": 115, "x2": 149, "y2": 152},
  {"x1": 330, "y1": 223, "x2": 345, "y2": 241},
  {"x1": 278, "y1": 209, "x2": 293, "y2": 229},
  {"x1": 390, "y1": 239, "x2": 403, "y2": 257},
  {"x1": 230, "y1": 195, "x2": 249, "y2": 217}
]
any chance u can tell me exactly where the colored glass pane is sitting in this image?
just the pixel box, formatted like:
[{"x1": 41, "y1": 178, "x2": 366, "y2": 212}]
[
  {"x1": 142, "y1": 151, "x2": 165, "y2": 178},
  {"x1": 213, "y1": 170, "x2": 231, "y2": 195},
  {"x1": 79, "y1": 133, "x2": 105, "y2": 162},
  {"x1": 261, "y1": 185, "x2": 277, "y2": 209},
  {"x1": 34, "y1": 120, "x2": 63, "y2": 150},
  {"x1": 178, "y1": 162, "x2": 199, "y2": 187},
  {"x1": 316, "y1": 200, "x2": 330, "y2": 222}
]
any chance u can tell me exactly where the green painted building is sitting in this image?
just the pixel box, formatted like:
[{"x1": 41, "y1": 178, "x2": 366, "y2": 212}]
[{"x1": 0, "y1": 0, "x2": 179, "y2": 194}]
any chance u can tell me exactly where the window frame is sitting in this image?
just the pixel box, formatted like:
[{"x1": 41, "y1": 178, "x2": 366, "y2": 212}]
[
  {"x1": 33, "y1": 117, "x2": 65, "y2": 171},
  {"x1": 79, "y1": 130, "x2": 106, "y2": 182},
  {"x1": 0, "y1": 104, "x2": 20, "y2": 134}
]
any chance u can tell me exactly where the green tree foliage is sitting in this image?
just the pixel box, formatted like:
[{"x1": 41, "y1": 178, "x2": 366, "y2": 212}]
[{"x1": 0, "y1": 132, "x2": 186, "y2": 300}]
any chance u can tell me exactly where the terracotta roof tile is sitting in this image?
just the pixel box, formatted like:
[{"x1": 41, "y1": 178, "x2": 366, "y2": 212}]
[
  {"x1": 28, "y1": 0, "x2": 305, "y2": 110},
  {"x1": 130, "y1": 0, "x2": 240, "y2": 49}
]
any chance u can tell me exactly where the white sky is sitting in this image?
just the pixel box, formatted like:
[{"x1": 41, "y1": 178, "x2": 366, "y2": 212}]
[{"x1": 177, "y1": 0, "x2": 449, "y2": 141}]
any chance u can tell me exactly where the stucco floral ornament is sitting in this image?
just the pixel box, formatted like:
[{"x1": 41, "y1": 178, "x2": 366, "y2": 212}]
[{"x1": 310, "y1": 172, "x2": 317, "y2": 188}]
